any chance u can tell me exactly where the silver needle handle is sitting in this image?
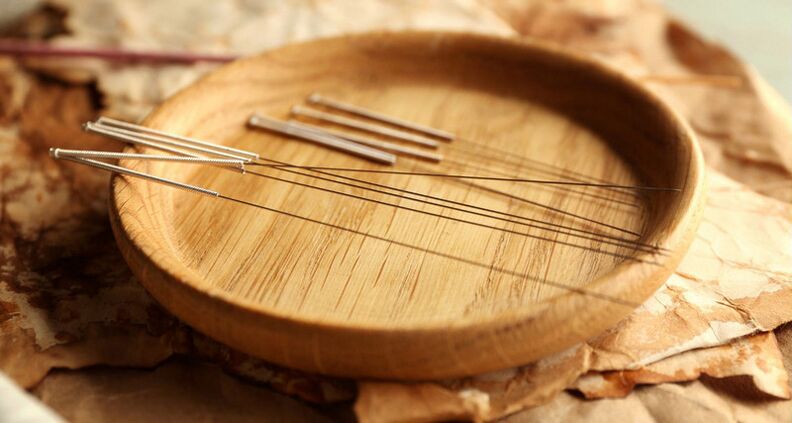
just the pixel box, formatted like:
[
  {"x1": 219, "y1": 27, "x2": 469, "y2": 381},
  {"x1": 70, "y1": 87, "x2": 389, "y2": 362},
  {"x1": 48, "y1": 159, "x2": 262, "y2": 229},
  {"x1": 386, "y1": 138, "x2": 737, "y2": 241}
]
[{"x1": 247, "y1": 114, "x2": 396, "y2": 165}]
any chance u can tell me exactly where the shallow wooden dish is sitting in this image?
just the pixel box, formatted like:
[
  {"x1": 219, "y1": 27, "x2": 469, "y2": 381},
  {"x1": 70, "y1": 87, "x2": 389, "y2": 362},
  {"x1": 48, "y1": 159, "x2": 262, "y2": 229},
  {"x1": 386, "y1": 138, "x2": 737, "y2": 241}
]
[{"x1": 109, "y1": 32, "x2": 705, "y2": 380}]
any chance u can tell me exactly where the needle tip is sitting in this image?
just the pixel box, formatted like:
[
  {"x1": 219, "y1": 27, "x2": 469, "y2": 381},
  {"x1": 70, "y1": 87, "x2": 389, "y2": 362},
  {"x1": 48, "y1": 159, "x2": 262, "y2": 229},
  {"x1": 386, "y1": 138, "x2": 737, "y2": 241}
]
[{"x1": 306, "y1": 92, "x2": 321, "y2": 104}]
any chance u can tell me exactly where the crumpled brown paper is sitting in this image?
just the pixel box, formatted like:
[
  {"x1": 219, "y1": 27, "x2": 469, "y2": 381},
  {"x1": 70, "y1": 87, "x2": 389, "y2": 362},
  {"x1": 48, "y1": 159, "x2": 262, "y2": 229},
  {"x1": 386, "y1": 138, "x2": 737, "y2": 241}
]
[
  {"x1": 0, "y1": 0, "x2": 790, "y2": 422},
  {"x1": 357, "y1": 343, "x2": 592, "y2": 422},
  {"x1": 577, "y1": 332, "x2": 790, "y2": 399},
  {"x1": 509, "y1": 326, "x2": 792, "y2": 421},
  {"x1": 355, "y1": 170, "x2": 792, "y2": 422},
  {"x1": 506, "y1": 377, "x2": 792, "y2": 422},
  {"x1": 32, "y1": 359, "x2": 343, "y2": 423},
  {"x1": 588, "y1": 171, "x2": 792, "y2": 371},
  {"x1": 359, "y1": 333, "x2": 791, "y2": 422},
  {"x1": 0, "y1": 57, "x2": 352, "y2": 403}
]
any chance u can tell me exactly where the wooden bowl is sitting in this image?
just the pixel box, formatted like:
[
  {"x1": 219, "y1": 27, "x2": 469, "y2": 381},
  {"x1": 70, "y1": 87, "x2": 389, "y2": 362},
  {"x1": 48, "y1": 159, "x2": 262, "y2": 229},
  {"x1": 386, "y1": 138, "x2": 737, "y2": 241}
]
[{"x1": 109, "y1": 32, "x2": 705, "y2": 380}]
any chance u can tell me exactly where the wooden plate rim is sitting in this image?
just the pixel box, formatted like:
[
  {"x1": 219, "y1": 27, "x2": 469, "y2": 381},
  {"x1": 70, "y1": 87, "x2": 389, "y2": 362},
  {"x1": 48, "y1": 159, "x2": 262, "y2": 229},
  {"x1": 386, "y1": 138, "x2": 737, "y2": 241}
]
[{"x1": 108, "y1": 30, "x2": 706, "y2": 376}]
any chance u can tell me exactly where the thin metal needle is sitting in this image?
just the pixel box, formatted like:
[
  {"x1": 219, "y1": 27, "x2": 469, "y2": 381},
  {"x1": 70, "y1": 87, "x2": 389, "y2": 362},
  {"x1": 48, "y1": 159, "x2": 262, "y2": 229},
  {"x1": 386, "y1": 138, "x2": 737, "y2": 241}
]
[
  {"x1": 85, "y1": 121, "x2": 252, "y2": 162},
  {"x1": 247, "y1": 114, "x2": 397, "y2": 165},
  {"x1": 56, "y1": 149, "x2": 644, "y2": 304},
  {"x1": 220, "y1": 193, "x2": 641, "y2": 307},
  {"x1": 243, "y1": 155, "x2": 663, "y2": 250},
  {"x1": 244, "y1": 168, "x2": 658, "y2": 262},
  {"x1": 452, "y1": 139, "x2": 645, "y2": 197},
  {"x1": 291, "y1": 105, "x2": 440, "y2": 148},
  {"x1": 52, "y1": 154, "x2": 219, "y2": 197},
  {"x1": 440, "y1": 157, "x2": 640, "y2": 209},
  {"x1": 71, "y1": 118, "x2": 658, "y2": 251},
  {"x1": 307, "y1": 93, "x2": 455, "y2": 141},
  {"x1": 248, "y1": 163, "x2": 680, "y2": 192},
  {"x1": 246, "y1": 162, "x2": 665, "y2": 254},
  {"x1": 50, "y1": 148, "x2": 247, "y2": 170},
  {"x1": 289, "y1": 119, "x2": 443, "y2": 162},
  {"x1": 96, "y1": 116, "x2": 259, "y2": 160}
]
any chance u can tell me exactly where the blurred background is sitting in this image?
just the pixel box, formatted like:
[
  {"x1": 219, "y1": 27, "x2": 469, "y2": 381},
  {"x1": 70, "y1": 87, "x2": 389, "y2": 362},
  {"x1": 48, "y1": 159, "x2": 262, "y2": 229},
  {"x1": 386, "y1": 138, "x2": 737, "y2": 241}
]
[{"x1": 666, "y1": 0, "x2": 791, "y2": 101}]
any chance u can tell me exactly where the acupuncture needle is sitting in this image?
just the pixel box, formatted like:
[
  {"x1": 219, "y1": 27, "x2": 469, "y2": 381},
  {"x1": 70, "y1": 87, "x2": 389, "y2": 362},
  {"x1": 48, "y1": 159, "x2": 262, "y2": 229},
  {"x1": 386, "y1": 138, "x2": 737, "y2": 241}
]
[
  {"x1": 298, "y1": 95, "x2": 656, "y2": 203},
  {"x1": 96, "y1": 116, "x2": 259, "y2": 160},
  {"x1": 256, "y1": 159, "x2": 649, "y2": 239},
  {"x1": 82, "y1": 117, "x2": 660, "y2": 246},
  {"x1": 248, "y1": 163, "x2": 679, "y2": 192},
  {"x1": 307, "y1": 93, "x2": 455, "y2": 141},
  {"x1": 195, "y1": 196, "x2": 643, "y2": 307},
  {"x1": 50, "y1": 148, "x2": 247, "y2": 171},
  {"x1": 53, "y1": 147, "x2": 645, "y2": 307},
  {"x1": 227, "y1": 166, "x2": 662, "y2": 261},
  {"x1": 291, "y1": 105, "x2": 440, "y2": 148},
  {"x1": 288, "y1": 119, "x2": 443, "y2": 162},
  {"x1": 438, "y1": 157, "x2": 641, "y2": 209},
  {"x1": 65, "y1": 137, "x2": 656, "y2": 250},
  {"x1": 246, "y1": 155, "x2": 666, "y2": 251},
  {"x1": 63, "y1": 121, "x2": 668, "y2": 268},
  {"x1": 292, "y1": 103, "x2": 664, "y2": 201},
  {"x1": 51, "y1": 142, "x2": 662, "y2": 259},
  {"x1": 285, "y1": 121, "x2": 639, "y2": 206},
  {"x1": 248, "y1": 114, "x2": 396, "y2": 165},
  {"x1": 246, "y1": 163, "x2": 665, "y2": 254}
]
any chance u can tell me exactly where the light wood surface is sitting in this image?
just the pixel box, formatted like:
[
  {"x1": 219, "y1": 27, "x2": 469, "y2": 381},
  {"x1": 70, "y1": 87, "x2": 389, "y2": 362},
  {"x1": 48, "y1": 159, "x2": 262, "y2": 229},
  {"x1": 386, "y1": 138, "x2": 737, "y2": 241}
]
[{"x1": 109, "y1": 32, "x2": 705, "y2": 380}]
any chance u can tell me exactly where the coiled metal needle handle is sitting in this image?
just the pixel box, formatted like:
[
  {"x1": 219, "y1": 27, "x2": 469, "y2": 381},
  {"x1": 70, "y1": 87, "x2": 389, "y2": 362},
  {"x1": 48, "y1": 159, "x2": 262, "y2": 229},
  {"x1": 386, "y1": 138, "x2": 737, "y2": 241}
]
[{"x1": 49, "y1": 149, "x2": 219, "y2": 197}]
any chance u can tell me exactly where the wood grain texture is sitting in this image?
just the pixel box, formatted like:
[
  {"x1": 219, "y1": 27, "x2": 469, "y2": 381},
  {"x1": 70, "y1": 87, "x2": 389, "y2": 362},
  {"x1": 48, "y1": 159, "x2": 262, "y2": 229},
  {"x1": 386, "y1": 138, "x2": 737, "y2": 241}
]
[{"x1": 109, "y1": 32, "x2": 705, "y2": 380}]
